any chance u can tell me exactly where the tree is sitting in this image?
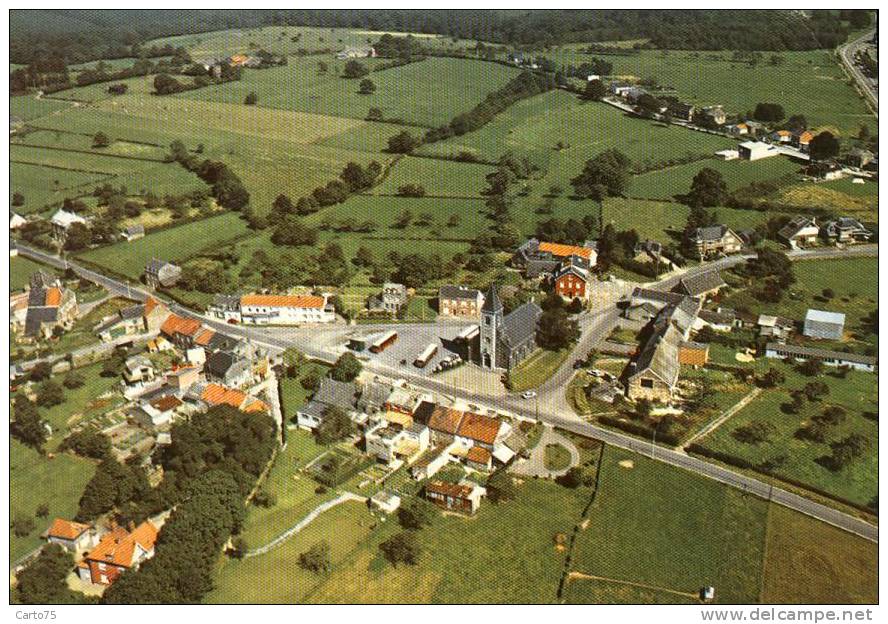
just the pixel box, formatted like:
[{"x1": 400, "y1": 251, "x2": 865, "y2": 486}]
[
  {"x1": 12, "y1": 513, "x2": 35, "y2": 537},
  {"x1": 486, "y1": 470, "x2": 517, "y2": 503},
  {"x1": 358, "y1": 78, "x2": 376, "y2": 94},
  {"x1": 29, "y1": 362, "x2": 52, "y2": 382},
  {"x1": 15, "y1": 544, "x2": 81, "y2": 604},
  {"x1": 12, "y1": 394, "x2": 46, "y2": 450},
  {"x1": 343, "y1": 59, "x2": 369, "y2": 78},
  {"x1": 229, "y1": 537, "x2": 248, "y2": 559},
  {"x1": 635, "y1": 93, "x2": 663, "y2": 117},
  {"x1": 92, "y1": 132, "x2": 111, "y2": 148},
  {"x1": 244, "y1": 91, "x2": 258, "y2": 105},
  {"x1": 387, "y1": 131, "x2": 420, "y2": 153},
  {"x1": 571, "y1": 149, "x2": 631, "y2": 198},
  {"x1": 809, "y1": 131, "x2": 840, "y2": 161},
  {"x1": 753, "y1": 102, "x2": 785, "y2": 122},
  {"x1": 397, "y1": 184, "x2": 426, "y2": 197},
  {"x1": 317, "y1": 61, "x2": 328, "y2": 74},
  {"x1": 64, "y1": 222, "x2": 92, "y2": 251},
  {"x1": 785, "y1": 114, "x2": 808, "y2": 132},
  {"x1": 582, "y1": 78, "x2": 606, "y2": 101},
  {"x1": 746, "y1": 248, "x2": 794, "y2": 289},
  {"x1": 299, "y1": 541, "x2": 332, "y2": 573},
  {"x1": 803, "y1": 380, "x2": 830, "y2": 402},
  {"x1": 36, "y1": 502, "x2": 50, "y2": 518},
  {"x1": 330, "y1": 352, "x2": 362, "y2": 382},
  {"x1": 379, "y1": 531, "x2": 420, "y2": 567},
  {"x1": 797, "y1": 358, "x2": 823, "y2": 377},
  {"x1": 757, "y1": 368, "x2": 785, "y2": 388},
  {"x1": 60, "y1": 429, "x2": 112, "y2": 460},
  {"x1": 36, "y1": 379, "x2": 64, "y2": 407},
  {"x1": 63, "y1": 370, "x2": 85, "y2": 389},
  {"x1": 153, "y1": 73, "x2": 184, "y2": 95},
  {"x1": 537, "y1": 298, "x2": 580, "y2": 350},
  {"x1": 12, "y1": 191, "x2": 25, "y2": 206},
  {"x1": 685, "y1": 167, "x2": 728, "y2": 208},
  {"x1": 398, "y1": 499, "x2": 435, "y2": 530},
  {"x1": 367, "y1": 107, "x2": 383, "y2": 121},
  {"x1": 557, "y1": 467, "x2": 584, "y2": 488},
  {"x1": 270, "y1": 215, "x2": 318, "y2": 247},
  {"x1": 732, "y1": 420, "x2": 775, "y2": 445},
  {"x1": 316, "y1": 406, "x2": 355, "y2": 445}
]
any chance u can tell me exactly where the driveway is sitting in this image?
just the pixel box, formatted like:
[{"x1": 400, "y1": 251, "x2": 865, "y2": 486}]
[{"x1": 511, "y1": 425, "x2": 580, "y2": 478}]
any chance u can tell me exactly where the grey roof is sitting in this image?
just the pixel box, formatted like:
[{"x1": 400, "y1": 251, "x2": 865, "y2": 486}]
[
  {"x1": 805, "y1": 309, "x2": 846, "y2": 326},
  {"x1": 145, "y1": 258, "x2": 168, "y2": 274},
  {"x1": 694, "y1": 225, "x2": 730, "y2": 243},
  {"x1": 299, "y1": 399, "x2": 329, "y2": 420},
  {"x1": 765, "y1": 343, "x2": 875, "y2": 366},
  {"x1": 525, "y1": 258, "x2": 560, "y2": 278},
  {"x1": 205, "y1": 350, "x2": 237, "y2": 378},
  {"x1": 778, "y1": 216, "x2": 817, "y2": 240},
  {"x1": 124, "y1": 224, "x2": 144, "y2": 235},
  {"x1": 439, "y1": 284, "x2": 482, "y2": 301},
  {"x1": 125, "y1": 355, "x2": 152, "y2": 372},
  {"x1": 24, "y1": 307, "x2": 57, "y2": 335},
  {"x1": 678, "y1": 269, "x2": 726, "y2": 297},
  {"x1": 631, "y1": 321, "x2": 682, "y2": 388},
  {"x1": 313, "y1": 378, "x2": 359, "y2": 411},
  {"x1": 358, "y1": 381, "x2": 392, "y2": 411},
  {"x1": 631, "y1": 287, "x2": 686, "y2": 307},
  {"x1": 698, "y1": 309, "x2": 735, "y2": 325},
  {"x1": 482, "y1": 284, "x2": 503, "y2": 314},
  {"x1": 501, "y1": 300, "x2": 542, "y2": 347},
  {"x1": 30, "y1": 271, "x2": 56, "y2": 291},
  {"x1": 212, "y1": 293, "x2": 241, "y2": 309}
]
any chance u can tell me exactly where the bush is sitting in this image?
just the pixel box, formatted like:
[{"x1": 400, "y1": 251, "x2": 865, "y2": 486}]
[
  {"x1": 299, "y1": 541, "x2": 332, "y2": 573},
  {"x1": 62, "y1": 371, "x2": 86, "y2": 389},
  {"x1": 13, "y1": 513, "x2": 35, "y2": 537},
  {"x1": 379, "y1": 531, "x2": 420, "y2": 567}
]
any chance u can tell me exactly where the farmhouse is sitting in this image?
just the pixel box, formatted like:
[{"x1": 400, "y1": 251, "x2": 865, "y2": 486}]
[
  {"x1": 438, "y1": 285, "x2": 485, "y2": 318},
  {"x1": 764, "y1": 343, "x2": 876, "y2": 372},
  {"x1": 204, "y1": 349, "x2": 253, "y2": 388},
  {"x1": 846, "y1": 147, "x2": 874, "y2": 169},
  {"x1": 455, "y1": 411, "x2": 508, "y2": 450},
  {"x1": 77, "y1": 521, "x2": 159, "y2": 586},
  {"x1": 778, "y1": 216, "x2": 819, "y2": 249},
  {"x1": 692, "y1": 225, "x2": 743, "y2": 258},
  {"x1": 512, "y1": 238, "x2": 597, "y2": 278},
  {"x1": 24, "y1": 271, "x2": 78, "y2": 338},
  {"x1": 626, "y1": 320, "x2": 682, "y2": 402},
  {"x1": 822, "y1": 217, "x2": 872, "y2": 244},
  {"x1": 189, "y1": 381, "x2": 268, "y2": 414},
  {"x1": 757, "y1": 314, "x2": 795, "y2": 340},
  {"x1": 725, "y1": 122, "x2": 749, "y2": 136},
  {"x1": 771, "y1": 129, "x2": 793, "y2": 143},
  {"x1": 675, "y1": 269, "x2": 726, "y2": 299},
  {"x1": 738, "y1": 141, "x2": 779, "y2": 161},
  {"x1": 145, "y1": 258, "x2": 182, "y2": 289},
  {"x1": 50, "y1": 208, "x2": 87, "y2": 239},
  {"x1": 239, "y1": 293, "x2": 335, "y2": 325},
  {"x1": 794, "y1": 130, "x2": 814, "y2": 151},
  {"x1": 96, "y1": 296, "x2": 170, "y2": 342},
  {"x1": 417, "y1": 402, "x2": 466, "y2": 443},
  {"x1": 465, "y1": 445, "x2": 493, "y2": 471},
  {"x1": 478, "y1": 285, "x2": 543, "y2": 371},
  {"x1": 367, "y1": 282, "x2": 408, "y2": 315},
  {"x1": 803, "y1": 309, "x2": 845, "y2": 340},
  {"x1": 45, "y1": 518, "x2": 95, "y2": 553},
  {"x1": 695, "y1": 308, "x2": 736, "y2": 332},
  {"x1": 425, "y1": 480, "x2": 486, "y2": 515}
]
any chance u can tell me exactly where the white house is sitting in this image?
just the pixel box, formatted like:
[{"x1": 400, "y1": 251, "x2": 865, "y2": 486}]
[
  {"x1": 370, "y1": 490, "x2": 402, "y2": 514},
  {"x1": 239, "y1": 294, "x2": 335, "y2": 325},
  {"x1": 9, "y1": 212, "x2": 27, "y2": 230},
  {"x1": 365, "y1": 421, "x2": 430, "y2": 466},
  {"x1": 50, "y1": 209, "x2": 87, "y2": 238},
  {"x1": 738, "y1": 141, "x2": 779, "y2": 161},
  {"x1": 46, "y1": 518, "x2": 95, "y2": 553}
]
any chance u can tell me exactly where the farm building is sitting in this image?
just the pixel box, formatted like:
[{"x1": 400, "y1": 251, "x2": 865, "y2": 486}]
[
  {"x1": 50, "y1": 208, "x2": 87, "y2": 239},
  {"x1": 678, "y1": 341, "x2": 709, "y2": 367},
  {"x1": 764, "y1": 343, "x2": 875, "y2": 372},
  {"x1": 675, "y1": 269, "x2": 726, "y2": 299},
  {"x1": 803, "y1": 309, "x2": 845, "y2": 340},
  {"x1": 738, "y1": 141, "x2": 779, "y2": 161},
  {"x1": 24, "y1": 271, "x2": 78, "y2": 338},
  {"x1": 757, "y1": 314, "x2": 795, "y2": 340},
  {"x1": 512, "y1": 238, "x2": 597, "y2": 278}
]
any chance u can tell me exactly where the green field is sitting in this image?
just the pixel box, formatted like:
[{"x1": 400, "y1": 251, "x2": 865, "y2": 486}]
[
  {"x1": 76, "y1": 211, "x2": 250, "y2": 279},
  {"x1": 10, "y1": 440, "x2": 96, "y2": 562},
  {"x1": 9, "y1": 255, "x2": 60, "y2": 290},
  {"x1": 10, "y1": 94, "x2": 73, "y2": 121},
  {"x1": 371, "y1": 156, "x2": 493, "y2": 197},
  {"x1": 565, "y1": 446, "x2": 768, "y2": 604},
  {"x1": 508, "y1": 348, "x2": 570, "y2": 392},
  {"x1": 9, "y1": 162, "x2": 112, "y2": 215},
  {"x1": 695, "y1": 361, "x2": 877, "y2": 508}
]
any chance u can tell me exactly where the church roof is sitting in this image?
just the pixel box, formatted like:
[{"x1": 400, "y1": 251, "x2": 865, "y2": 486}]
[{"x1": 482, "y1": 284, "x2": 503, "y2": 314}]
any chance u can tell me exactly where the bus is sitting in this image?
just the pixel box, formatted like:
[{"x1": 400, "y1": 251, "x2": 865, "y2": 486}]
[
  {"x1": 369, "y1": 330, "x2": 398, "y2": 354},
  {"x1": 413, "y1": 343, "x2": 438, "y2": 368}
]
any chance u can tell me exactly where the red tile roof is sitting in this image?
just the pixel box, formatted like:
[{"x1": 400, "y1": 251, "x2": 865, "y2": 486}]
[
  {"x1": 160, "y1": 314, "x2": 202, "y2": 338},
  {"x1": 84, "y1": 521, "x2": 158, "y2": 569},
  {"x1": 539, "y1": 241, "x2": 593, "y2": 260},
  {"x1": 194, "y1": 328, "x2": 215, "y2": 346},
  {"x1": 456, "y1": 412, "x2": 502, "y2": 446},
  {"x1": 426, "y1": 480, "x2": 474, "y2": 499},
  {"x1": 150, "y1": 395, "x2": 182, "y2": 412},
  {"x1": 466, "y1": 446, "x2": 492, "y2": 464},
  {"x1": 44, "y1": 287, "x2": 62, "y2": 307},
  {"x1": 241, "y1": 294, "x2": 325, "y2": 309},
  {"x1": 427, "y1": 405, "x2": 465, "y2": 435},
  {"x1": 47, "y1": 518, "x2": 89, "y2": 540}
]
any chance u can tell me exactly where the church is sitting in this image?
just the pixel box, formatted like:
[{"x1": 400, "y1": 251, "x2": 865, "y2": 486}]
[{"x1": 478, "y1": 285, "x2": 542, "y2": 371}]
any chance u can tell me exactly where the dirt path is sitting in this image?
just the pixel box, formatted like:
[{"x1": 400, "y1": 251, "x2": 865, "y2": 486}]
[
  {"x1": 567, "y1": 571, "x2": 700, "y2": 600},
  {"x1": 682, "y1": 387, "x2": 763, "y2": 450}
]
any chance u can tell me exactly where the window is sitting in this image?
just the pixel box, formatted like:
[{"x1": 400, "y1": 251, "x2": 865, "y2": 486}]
[{"x1": 641, "y1": 379, "x2": 654, "y2": 389}]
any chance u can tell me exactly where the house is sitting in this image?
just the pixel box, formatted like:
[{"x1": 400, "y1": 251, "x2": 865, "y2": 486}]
[
  {"x1": 410, "y1": 444, "x2": 452, "y2": 481},
  {"x1": 77, "y1": 521, "x2": 159, "y2": 585},
  {"x1": 384, "y1": 386, "x2": 421, "y2": 418},
  {"x1": 771, "y1": 129, "x2": 792, "y2": 143},
  {"x1": 822, "y1": 217, "x2": 872, "y2": 244},
  {"x1": 794, "y1": 130, "x2": 814, "y2": 151},
  {"x1": 455, "y1": 412, "x2": 507, "y2": 450},
  {"x1": 692, "y1": 225, "x2": 743, "y2": 258},
  {"x1": 675, "y1": 269, "x2": 726, "y2": 298},
  {"x1": 159, "y1": 314, "x2": 203, "y2": 349},
  {"x1": 626, "y1": 320, "x2": 682, "y2": 402},
  {"x1": 678, "y1": 341, "x2": 709, "y2": 367},
  {"x1": 368, "y1": 282, "x2": 408, "y2": 315},
  {"x1": 121, "y1": 224, "x2": 145, "y2": 241},
  {"x1": 357, "y1": 381, "x2": 393, "y2": 415},
  {"x1": 416, "y1": 402, "x2": 465, "y2": 443},
  {"x1": 778, "y1": 216, "x2": 819, "y2": 249},
  {"x1": 123, "y1": 355, "x2": 155, "y2": 385},
  {"x1": 296, "y1": 378, "x2": 362, "y2": 430},
  {"x1": 624, "y1": 300, "x2": 662, "y2": 324},
  {"x1": 695, "y1": 308, "x2": 735, "y2": 332},
  {"x1": 96, "y1": 297, "x2": 169, "y2": 342},
  {"x1": 512, "y1": 239, "x2": 597, "y2": 278},
  {"x1": 50, "y1": 209, "x2": 87, "y2": 239},
  {"x1": 167, "y1": 365, "x2": 200, "y2": 392},
  {"x1": 370, "y1": 490, "x2": 401, "y2": 514},
  {"x1": 554, "y1": 262, "x2": 591, "y2": 302},
  {"x1": 46, "y1": 518, "x2": 94, "y2": 553},
  {"x1": 145, "y1": 258, "x2": 182, "y2": 289},
  {"x1": 24, "y1": 272, "x2": 78, "y2": 338},
  {"x1": 425, "y1": 480, "x2": 486, "y2": 515},
  {"x1": 239, "y1": 293, "x2": 335, "y2": 325},
  {"x1": 336, "y1": 46, "x2": 376, "y2": 59},
  {"x1": 465, "y1": 446, "x2": 493, "y2": 471},
  {"x1": 803, "y1": 309, "x2": 845, "y2": 340},
  {"x1": 738, "y1": 141, "x2": 779, "y2": 161},
  {"x1": 478, "y1": 285, "x2": 543, "y2": 370},
  {"x1": 699, "y1": 105, "x2": 726, "y2": 126},
  {"x1": 667, "y1": 101, "x2": 695, "y2": 121},
  {"x1": 438, "y1": 285, "x2": 485, "y2": 318},
  {"x1": 365, "y1": 421, "x2": 430, "y2": 466},
  {"x1": 764, "y1": 343, "x2": 876, "y2": 372},
  {"x1": 204, "y1": 350, "x2": 253, "y2": 388},
  {"x1": 190, "y1": 381, "x2": 268, "y2": 414},
  {"x1": 10, "y1": 212, "x2": 27, "y2": 230},
  {"x1": 846, "y1": 147, "x2": 874, "y2": 169},
  {"x1": 757, "y1": 314, "x2": 795, "y2": 340},
  {"x1": 725, "y1": 122, "x2": 749, "y2": 136},
  {"x1": 9, "y1": 290, "x2": 29, "y2": 333},
  {"x1": 136, "y1": 395, "x2": 183, "y2": 428}
]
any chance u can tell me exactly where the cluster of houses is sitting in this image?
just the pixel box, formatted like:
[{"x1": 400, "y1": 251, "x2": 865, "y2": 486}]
[
  {"x1": 208, "y1": 292, "x2": 336, "y2": 325},
  {"x1": 10, "y1": 271, "x2": 79, "y2": 340},
  {"x1": 511, "y1": 238, "x2": 598, "y2": 302}
]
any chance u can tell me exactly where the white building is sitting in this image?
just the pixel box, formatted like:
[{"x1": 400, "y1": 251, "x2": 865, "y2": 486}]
[
  {"x1": 365, "y1": 421, "x2": 430, "y2": 466},
  {"x1": 803, "y1": 309, "x2": 846, "y2": 340},
  {"x1": 738, "y1": 141, "x2": 779, "y2": 161},
  {"x1": 239, "y1": 294, "x2": 335, "y2": 325},
  {"x1": 370, "y1": 490, "x2": 402, "y2": 514}
]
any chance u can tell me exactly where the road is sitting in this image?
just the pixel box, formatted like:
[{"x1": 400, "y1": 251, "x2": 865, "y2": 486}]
[
  {"x1": 838, "y1": 29, "x2": 878, "y2": 112},
  {"x1": 15, "y1": 243, "x2": 878, "y2": 542}
]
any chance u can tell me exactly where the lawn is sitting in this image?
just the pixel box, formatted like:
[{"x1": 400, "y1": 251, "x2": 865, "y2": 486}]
[
  {"x1": 693, "y1": 360, "x2": 878, "y2": 508},
  {"x1": 76, "y1": 211, "x2": 250, "y2": 280},
  {"x1": 544, "y1": 443, "x2": 572, "y2": 471},
  {"x1": 565, "y1": 445, "x2": 768, "y2": 604},
  {"x1": 307, "y1": 478, "x2": 590, "y2": 603},
  {"x1": 507, "y1": 348, "x2": 570, "y2": 392},
  {"x1": 10, "y1": 255, "x2": 60, "y2": 291},
  {"x1": 760, "y1": 505, "x2": 877, "y2": 603},
  {"x1": 10, "y1": 439, "x2": 96, "y2": 562}
]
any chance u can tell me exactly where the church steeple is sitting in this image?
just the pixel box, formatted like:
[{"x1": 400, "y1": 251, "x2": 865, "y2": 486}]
[
  {"x1": 482, "y1": 283, "x2": 502, "y2": 314},
  {"x1": 479, "y1": 283, "x2": 503, "y2": 370}
]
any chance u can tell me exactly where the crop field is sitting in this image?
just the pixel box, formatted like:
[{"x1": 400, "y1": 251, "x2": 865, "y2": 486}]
[
  {"x1": 177, "y1": 56, "x2": 521, "y2": 128},
  {"x1": 565, "y1": 446, "x2": 768, "y2": 604},
  {"x1": 545, "y1": 47, "x2": 875, "y2": 136},
  {"x1": 76, "y1": 211, "x2": 250, "y2": 279},
  {"x1": 694, "y1": 361, "x2": 877, "y2": 508}
]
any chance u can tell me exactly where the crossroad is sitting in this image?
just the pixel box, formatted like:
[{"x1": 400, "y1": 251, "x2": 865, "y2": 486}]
[{"x1": 15, "y1": 243, "x2": 878, "y2": 542}]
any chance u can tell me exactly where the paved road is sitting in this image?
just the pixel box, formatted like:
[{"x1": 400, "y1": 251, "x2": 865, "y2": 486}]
[
  {"x1": 838, "y1": 29, "x2": 878, "y2": 112},
  {"x1": 15, "y1": 243, "x2": 878, "y2": 542},
  {"x1": 511, "y1": 425, "x2": 580, "y2": 478}
]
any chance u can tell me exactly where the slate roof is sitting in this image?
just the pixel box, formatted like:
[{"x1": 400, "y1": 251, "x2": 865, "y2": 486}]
[
  {"x1": 677, "y1": 269, "x2": 726, "y2": 297},
  {"x1": 631, "y1": 287, "x2": 686, "y2": 307},
  {"x1": 481, "y1": 284, "x2": 503, "y2": 314},
  {"x1": 439, "y1": 285, "x2": 482, "y2": 301},
  {"x1": 698, "y1": 309, "x2": 735, "y2": 325},
  {"x1": 630, "y1": 320, "x2": 682, "y2": 388},
  {"x1": 501, "y1": 300, "x2": 542, "y2": 347},
  {"x1": 312, "y1": 378, "x2": 359, "y2": 411},
  {"x1": 778, "y1": 216, "x2": 817, "y2": 240},
  {"x1": 694, "y1": 225, "x2": 730, "y2": 242},
  {"x1": 765, "y1": 343, "x2": 875, "y2": 366},
  {"x1": 205, "y1": 350, "x2": 236, "y2": 378}
]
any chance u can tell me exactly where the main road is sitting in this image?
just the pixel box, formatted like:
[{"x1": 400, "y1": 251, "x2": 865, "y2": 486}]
[
  {"x1": 838, "y1": 28, "x2": 878, "y2": 112},
  {"x1": 16, "y1": 243, "x2": 878, "y2": 542}
]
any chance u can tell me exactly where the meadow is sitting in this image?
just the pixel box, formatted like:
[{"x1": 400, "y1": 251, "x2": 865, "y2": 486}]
[
  {"x1": 9, "y1": 162, "x2": 111, "y2": 215},
  {"x1": 371, "y1": 156, "x2": 493, "y2": 197},
  {"x1": 10, "y1": 255, "x2": 60, "y2": 290},
  {"x1": 9, "y1": 94, "x2": 73, "y2": 121}
]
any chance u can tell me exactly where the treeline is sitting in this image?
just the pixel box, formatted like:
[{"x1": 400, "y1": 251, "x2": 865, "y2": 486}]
[
  {"x1": 168, "y1": 141, "x2": 249, "y2": 210},
  {"x1": 153, "y1": 65, "x2": 241, "y2": 95}
]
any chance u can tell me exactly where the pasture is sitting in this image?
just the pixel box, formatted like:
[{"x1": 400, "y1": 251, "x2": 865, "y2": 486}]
[
  {"x1": 10, "y1": 94, "x2": 73, "y2": 121},
  {"x1": 9, "y1": 162, "x2": 111, "y2": 215},
  {"x1": 371, "y1": 156, "x2": 493, "y2": 197}
]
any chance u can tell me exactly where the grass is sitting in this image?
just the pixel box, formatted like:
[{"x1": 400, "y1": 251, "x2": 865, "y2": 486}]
[
  {"x1": 9, "y1": 162, "x2": 112, "y2": 215},
  {"x1": 9, "y1": 255, "x2": 60, "y2": 291},
  {"x1": 760, "y1": 505, "x2": 877, "y2": 603},
  {"x1": 76, "y1": 211, "x2": 250, "y2": 280},
  {"x1": 507, "y1": 348, "x2": 570, "y2": 392},
  {"x1": 10, "y1": 94, "x2": 73, "y2": 121},
  {"x1": 10, "y1": 439, "x2": 96, "y2": 562},
  {"x1": 694, "y1": 360, "x2": 877, "y2": 508},
  {"x1": 370, "y1": 155, "x2": 493, "y2": 198},
  {"x1": 279, "y1": 361, "x2": 331, "y2": 422},
  {"x1": 565, "y1": 445, "x2": 768, "y2": 604},
  {"x1": 775, "y1": 181, "x2": 879, "y2": 222},
  {"x1": 543, "y1": 443, "x2": 572, "y2": 471}
]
